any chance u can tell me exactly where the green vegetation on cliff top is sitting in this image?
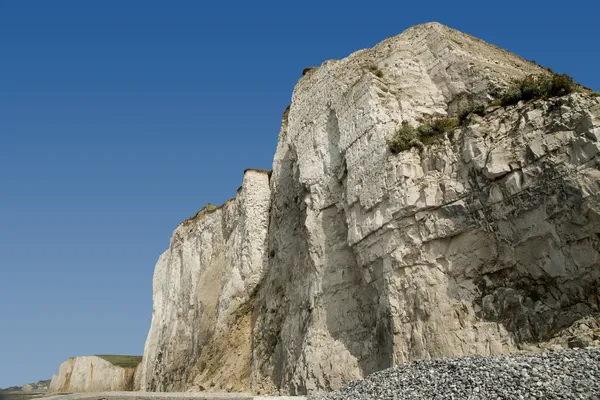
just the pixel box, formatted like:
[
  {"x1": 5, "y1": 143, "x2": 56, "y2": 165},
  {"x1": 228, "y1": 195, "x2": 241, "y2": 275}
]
[{"x1": 95, "y1": 355, "x2": 143, "y2": 368}]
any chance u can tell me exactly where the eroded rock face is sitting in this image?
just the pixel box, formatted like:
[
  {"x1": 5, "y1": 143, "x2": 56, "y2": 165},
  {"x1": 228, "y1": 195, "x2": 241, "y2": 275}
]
[
  {"x1": 137, "y1": 170, "x2": 272, "y2": 392},
  {"x1": 48, "y1": 357, "x2": 136, "y2": 393},
  {"x1": 138, "y1": 22, "x2": 600, "y2": 395}
]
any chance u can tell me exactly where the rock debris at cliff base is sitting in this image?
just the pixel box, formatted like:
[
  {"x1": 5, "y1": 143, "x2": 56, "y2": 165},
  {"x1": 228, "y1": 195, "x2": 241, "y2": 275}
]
[{"x1": 310, "y1": 348, "x2": 600, "y2": 400}]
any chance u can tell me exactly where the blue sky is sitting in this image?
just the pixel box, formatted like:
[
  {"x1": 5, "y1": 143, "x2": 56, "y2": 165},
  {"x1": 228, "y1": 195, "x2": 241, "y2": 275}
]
[{"x1": 1, "y1": 0, "x2": 598, "y2": 388}]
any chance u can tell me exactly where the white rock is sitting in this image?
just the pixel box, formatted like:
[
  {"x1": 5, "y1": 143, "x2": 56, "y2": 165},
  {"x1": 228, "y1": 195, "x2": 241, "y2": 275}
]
[
  {"x1": 136, "y1": 22, "x2": 600, "y2": 396},
  {"x1": 21, "y1": 384, "x2": 34, "y2": 392},
  {"x1": 137, "y1": 170, "x2": 271, "y2": 392},
  {"x1": 48, "y1": 357, "x2": 137, "y2": 393}
]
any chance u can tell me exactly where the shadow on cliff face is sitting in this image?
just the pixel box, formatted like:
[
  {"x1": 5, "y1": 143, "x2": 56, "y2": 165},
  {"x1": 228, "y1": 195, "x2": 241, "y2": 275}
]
[
  {"x1": 437, "y1": 132, "x2": 600, "y2": 348},
  {"x1": 320, "y1": 110, "x2": 394, "y2": 376},
  {"x1": 253, "y1": 142, "x2": 313, "y2": 393},
  {"x1": 472, "y1": 171, "x2": 600, "y2": 343},
  {"x1": 251, "y1": 106, "x2": 396, "y2": 394},
  {"x1": 320, "y1": 205, "x2": 393, "y2": 376}
]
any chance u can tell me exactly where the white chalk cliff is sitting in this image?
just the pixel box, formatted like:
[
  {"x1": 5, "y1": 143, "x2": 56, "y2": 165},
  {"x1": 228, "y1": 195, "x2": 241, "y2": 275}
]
[
  {"x1": 48, "y1": 357, "x2": 137, "y2": 393},
  {"x1": 137, "y1": 22, "x2": 600, "y2": 395},
  {"x1": 137, "y1": 169, "x2": 272, "y2": 392}
]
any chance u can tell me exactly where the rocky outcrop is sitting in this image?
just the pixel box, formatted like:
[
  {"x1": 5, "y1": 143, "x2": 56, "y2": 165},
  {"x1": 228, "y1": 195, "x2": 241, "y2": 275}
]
[
  {"x1": 539, "y1": 314, "x2": 600, "y2": 350},
  {"x1": 48, "y1": 357, "x2": 137, "y2": 393},
  {"x1": 138, "y1": 22, "x2": 600, "y2": 395}
]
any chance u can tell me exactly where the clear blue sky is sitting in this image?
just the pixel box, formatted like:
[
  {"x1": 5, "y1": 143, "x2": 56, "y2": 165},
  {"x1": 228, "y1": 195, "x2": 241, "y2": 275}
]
[{"x1": 0, "y1": 0, "x2": 598, "y2": 388}]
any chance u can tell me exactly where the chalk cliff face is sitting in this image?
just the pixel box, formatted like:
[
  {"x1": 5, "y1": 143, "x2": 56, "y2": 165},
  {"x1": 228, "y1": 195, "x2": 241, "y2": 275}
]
[
  {"x1": 48, "y1": 357, "x2": 136, "y2": 393},
  {"x1": 137, "y1": 169, "x2": 271, "y2": 392},
  {"x1": 138, "y1": 22, "x2": 600, "y2": 395}
]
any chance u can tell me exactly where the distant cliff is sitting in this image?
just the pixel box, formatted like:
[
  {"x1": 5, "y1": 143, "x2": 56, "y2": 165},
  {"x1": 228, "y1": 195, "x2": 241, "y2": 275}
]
[
  {"x1": 136, "y1": 22, "x2": 600, "y2": 395},
  {"x1": 0, "y1": 379, "x2": 50, "y2": 400},
  {"x1": 48, "y1": 356, "x2": 141, "y2": 393}
]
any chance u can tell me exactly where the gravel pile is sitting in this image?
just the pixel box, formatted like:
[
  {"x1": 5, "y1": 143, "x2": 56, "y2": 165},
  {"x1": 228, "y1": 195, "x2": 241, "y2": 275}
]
[{"x1": 310, "y1": 348, "x2": 600, "y2": 400}]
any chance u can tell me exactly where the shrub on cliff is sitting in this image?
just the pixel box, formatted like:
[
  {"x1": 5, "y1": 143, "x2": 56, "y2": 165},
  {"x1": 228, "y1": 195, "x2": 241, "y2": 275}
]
[
  {"x1": 458, "y1": 103, "x2": 486, "y2": 124},
  {"x1": 500, "y1": 73, "x2": 576, "y2": 106},
  {"x1": 388, "y1": 121, "x2": 419, "y2": 154},
  {"x1": 549, "y1": 73, "x2": 577, "y2": 96},
  {"x1": 417, "y1": 117, "x2": 458, "y2": 144},
  {"x1": 389, "y1": 72, "x2": 579, "y2": 154},
  {"x1": 389, "y1": 117, "x2": 457, "y2": 153}
]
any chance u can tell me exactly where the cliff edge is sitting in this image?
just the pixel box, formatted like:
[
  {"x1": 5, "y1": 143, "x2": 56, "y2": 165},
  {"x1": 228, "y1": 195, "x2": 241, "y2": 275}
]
[{"x1": 137, "y1": 22, "x2": 600, "y2": 395}]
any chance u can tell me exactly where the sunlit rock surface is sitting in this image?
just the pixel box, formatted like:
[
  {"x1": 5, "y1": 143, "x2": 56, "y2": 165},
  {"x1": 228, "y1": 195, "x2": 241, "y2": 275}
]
[
  {"x1": 48, "y1": 357, "x2": 137, "y2": 393},
  {"x1": 138, "y1": 22, "x2": 600, "y2": 395}
]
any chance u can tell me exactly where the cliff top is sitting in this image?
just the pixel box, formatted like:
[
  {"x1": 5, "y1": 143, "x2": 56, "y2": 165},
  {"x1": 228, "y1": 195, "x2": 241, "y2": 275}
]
[
  {"x1": 94, "y1": 355, "x2": 143, "y2": 369},
  {"x1": 293, "y1": 21, "x2": 551, "y2": 125}
]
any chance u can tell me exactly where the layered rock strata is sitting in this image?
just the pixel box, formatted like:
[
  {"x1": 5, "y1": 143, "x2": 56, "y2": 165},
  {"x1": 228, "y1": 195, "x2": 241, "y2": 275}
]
[{"x1": 138, "y1": 22, "x2": 600, "y2": 395}]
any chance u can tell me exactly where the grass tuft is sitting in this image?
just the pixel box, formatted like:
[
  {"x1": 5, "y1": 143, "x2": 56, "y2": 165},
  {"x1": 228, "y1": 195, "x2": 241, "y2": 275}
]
[
  {"x1": 302, "y1": 67, "x2": 315, "y2": 76},
  {"x1": 203, "y1": 203, "x2": 219, "y2": 213}
]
